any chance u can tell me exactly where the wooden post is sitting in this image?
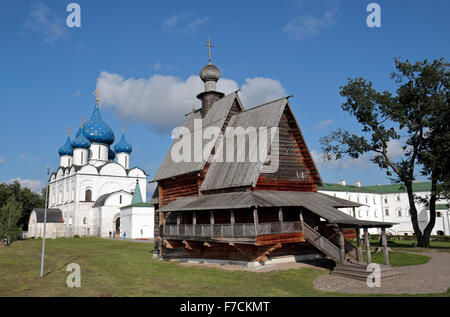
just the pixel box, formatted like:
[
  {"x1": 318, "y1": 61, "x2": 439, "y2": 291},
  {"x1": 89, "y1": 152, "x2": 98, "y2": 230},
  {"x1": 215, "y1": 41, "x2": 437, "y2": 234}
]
[
  {"x1": 253, "y1": 208, "x2": 258, "y2": 236},
  {"x1": 230, "y1": 210, "x2": 235, "y2": 237},
  {"x1": 278, "y1": 207, "x2": 283, "y2": 232},
  {"x1": 364, "y1": 227, "x2": 371, "y2": 264},
  {"x1": 381, "y1": 227, "x2": 389, "y2": 265},
  {"x1": 299, "y1": 209, "x2": 304, "y2": 232},
  {"x1": 338, "y1": 227, "x2": 345, "y2": 264},
  {"x1": 192, "y1": 211, "x2": 196, "y2": 236},
  {"x1": 352, "y1": 207, "x2": 356, "y2": 218},
  {"x1": 356, "y1": 228, "x2": 363, "y2": 263},
  {"x1": 210, "y1": 211, "x2": 214, "y2": 238}
]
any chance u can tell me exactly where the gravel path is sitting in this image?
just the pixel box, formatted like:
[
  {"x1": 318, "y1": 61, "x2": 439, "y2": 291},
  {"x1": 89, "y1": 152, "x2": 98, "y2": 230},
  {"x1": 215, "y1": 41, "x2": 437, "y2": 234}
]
[{"x1": 314, "y1": 251, "x2": 450, "y2": 295}]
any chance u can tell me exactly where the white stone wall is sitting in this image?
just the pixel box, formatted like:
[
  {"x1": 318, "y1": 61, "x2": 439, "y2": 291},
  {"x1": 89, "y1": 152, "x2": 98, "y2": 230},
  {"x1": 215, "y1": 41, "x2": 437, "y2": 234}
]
[
  {"x1": 319, "y1": 189, "x2": 450, "y2": 236},
  {"x1": 120, "y1": 206, "x2": 154, "y2": 239}
]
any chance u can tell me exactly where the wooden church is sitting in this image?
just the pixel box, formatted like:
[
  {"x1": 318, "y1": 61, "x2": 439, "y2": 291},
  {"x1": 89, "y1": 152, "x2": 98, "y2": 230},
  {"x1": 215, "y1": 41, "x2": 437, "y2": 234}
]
[{"x1": 151, "y1": 45, "x2": 394, "y2": 269}]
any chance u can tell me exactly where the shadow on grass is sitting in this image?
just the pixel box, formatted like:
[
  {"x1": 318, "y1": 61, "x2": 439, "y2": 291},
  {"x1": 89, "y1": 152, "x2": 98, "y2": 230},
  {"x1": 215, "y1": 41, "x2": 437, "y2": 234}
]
[{"x1": 44, "y1": 256, "x2": 81, "y2": 277}]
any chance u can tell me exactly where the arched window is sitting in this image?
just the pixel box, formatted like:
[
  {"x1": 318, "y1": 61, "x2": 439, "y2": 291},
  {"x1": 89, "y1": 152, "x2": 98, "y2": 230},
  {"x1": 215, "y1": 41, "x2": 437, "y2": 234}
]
[
  {"x1": 85, "y1": 189, "x2": 92, "y2": 202},
  {"x1": 83, "y1": 217, "x2": 88, "y2": 225}
]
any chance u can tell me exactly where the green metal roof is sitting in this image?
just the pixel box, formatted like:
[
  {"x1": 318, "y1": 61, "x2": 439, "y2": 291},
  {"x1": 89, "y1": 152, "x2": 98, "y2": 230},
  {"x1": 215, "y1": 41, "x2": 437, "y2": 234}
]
[
  {"x1": 120, "y1": 202, "x2": 153, "y2": 209},
  {"x1": 435, "y1": 204, "x2": 449, "y2": 210},
  {"x1": 318, "y1": 182, "x2": 432, "y2": 194}
]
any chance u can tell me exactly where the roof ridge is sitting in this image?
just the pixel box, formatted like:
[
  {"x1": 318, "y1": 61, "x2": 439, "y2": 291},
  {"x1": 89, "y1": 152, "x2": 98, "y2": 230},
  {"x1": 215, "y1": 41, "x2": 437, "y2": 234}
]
[{"x1": 238, "y1": 95, "x2": 293, "y2": 113}]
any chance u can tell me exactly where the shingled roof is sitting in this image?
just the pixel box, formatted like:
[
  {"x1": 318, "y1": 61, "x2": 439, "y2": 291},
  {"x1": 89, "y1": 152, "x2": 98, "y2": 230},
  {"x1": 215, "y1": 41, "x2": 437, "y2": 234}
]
[
  {"x1": 200, "y1": 98, "x2": 322, "y2": 191},
  {"x1": 157, "y1": 191, "x2": 393, "y2": 228},
  {"x1": 154, "y1": 91, "x2": 243, "y2": 181},
  {"x1": 32, "y1": 208, "x2": 64, "y2": 223}
]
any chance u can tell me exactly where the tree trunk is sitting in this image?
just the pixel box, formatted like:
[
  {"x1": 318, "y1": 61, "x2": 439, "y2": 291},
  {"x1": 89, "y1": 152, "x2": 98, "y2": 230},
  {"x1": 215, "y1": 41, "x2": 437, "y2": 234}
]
[
  {"x1": 422, "y1": 176, "x2": 438, "y2": 248},
  {"x1": 405, "y1": 181, "x2": 426, "y2": 247}
]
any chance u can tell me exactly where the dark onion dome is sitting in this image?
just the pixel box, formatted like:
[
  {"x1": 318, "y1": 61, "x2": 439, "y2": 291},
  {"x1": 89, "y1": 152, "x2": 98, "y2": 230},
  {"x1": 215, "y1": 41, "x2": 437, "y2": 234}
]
[
  {"x1": 83, "y1": 104, "x2": 115, "y2": 145},
  {"x1": 58, "y1": 136, "x2": 73, "y2": 156},
  {"x1": 114, "y1": 133, "x2": 132, "y2": 154},
  {"x1": 72, "y1": 126, "x2": 91, "y2": 149},
  {"x1": 199, "y1": 64, "x2": 221, "y2": 82},
  {"x1": 108, "y1": 148, "x2": 116, "y2": 160}
]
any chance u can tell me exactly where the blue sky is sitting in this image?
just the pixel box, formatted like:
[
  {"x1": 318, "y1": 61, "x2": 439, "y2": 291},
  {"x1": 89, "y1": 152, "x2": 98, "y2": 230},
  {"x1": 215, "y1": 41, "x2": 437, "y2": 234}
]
[{"x1": 0, "y1": 0, "x2": 449, "y2": 196}]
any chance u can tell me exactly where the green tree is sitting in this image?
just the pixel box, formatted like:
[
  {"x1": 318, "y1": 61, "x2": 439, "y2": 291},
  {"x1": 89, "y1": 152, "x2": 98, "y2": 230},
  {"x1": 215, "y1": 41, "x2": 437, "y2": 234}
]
[
  {"x1": 320, "y1": 57, "x2": 449, "y2": 247},
  {"x1": 0, "y1": 181, "x2": 44, "y2": 230},
  {"x1": 0, "y1": 197, "x2": 24, "y2": 243}
]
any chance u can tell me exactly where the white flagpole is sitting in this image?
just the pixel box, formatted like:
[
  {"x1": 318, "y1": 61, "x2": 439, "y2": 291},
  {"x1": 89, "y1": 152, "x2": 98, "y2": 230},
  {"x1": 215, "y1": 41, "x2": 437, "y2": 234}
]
[{"x1": 40, "y1": 166, "x2": 50, "y2": 277}]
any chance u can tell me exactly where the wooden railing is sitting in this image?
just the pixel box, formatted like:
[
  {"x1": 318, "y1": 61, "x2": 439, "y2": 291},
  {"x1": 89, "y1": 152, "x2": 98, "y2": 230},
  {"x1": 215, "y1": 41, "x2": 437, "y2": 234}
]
[
  {"x1": 163, "y1": 221, "x2": 302, "y2": 239},
  {"x1": 302, "y1": 222, "x2": 340, "y2": 261}
]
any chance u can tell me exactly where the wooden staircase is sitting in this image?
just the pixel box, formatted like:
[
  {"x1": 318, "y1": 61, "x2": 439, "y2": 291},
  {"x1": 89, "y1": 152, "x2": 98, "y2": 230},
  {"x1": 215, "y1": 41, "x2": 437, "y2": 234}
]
[
  {"x1": 302, "y1": 222, "x2": 341, "y2": 262},
  {"x1": 302, "y1": 222, "x2": 402, "y2": 281},
  {"x1": 333, "y1": 261, "x2": 403, "y2": 281}
]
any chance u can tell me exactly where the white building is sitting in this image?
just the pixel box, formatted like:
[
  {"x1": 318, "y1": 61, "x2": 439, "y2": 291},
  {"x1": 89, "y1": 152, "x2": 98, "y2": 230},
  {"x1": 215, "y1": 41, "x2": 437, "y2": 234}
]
[
  {"x1": 28, "y1": 97, "x2": 154, "y2": 239},
  {"x1": 319, "y1": 180, "x2": 450, "y2": 236}
]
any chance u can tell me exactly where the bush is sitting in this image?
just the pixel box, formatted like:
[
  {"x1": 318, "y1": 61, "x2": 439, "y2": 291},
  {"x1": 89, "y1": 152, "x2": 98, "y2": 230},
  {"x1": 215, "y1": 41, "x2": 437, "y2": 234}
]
[{"x1": 73, "y1": 235, "x2": 80, "y2": 238}]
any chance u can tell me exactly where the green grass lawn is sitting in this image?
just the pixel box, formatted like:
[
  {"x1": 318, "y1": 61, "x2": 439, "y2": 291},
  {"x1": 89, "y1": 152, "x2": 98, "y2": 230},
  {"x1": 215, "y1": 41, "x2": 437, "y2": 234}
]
[
  {"x1": 362, "y1": 251, "x2": 431, "y2": 267},
  {"x1": 368, "y1": 238, "x2": 450, "y2": 253},
  {"x1": 0, "y1": 238, "x2": 448, "y2": 297}
]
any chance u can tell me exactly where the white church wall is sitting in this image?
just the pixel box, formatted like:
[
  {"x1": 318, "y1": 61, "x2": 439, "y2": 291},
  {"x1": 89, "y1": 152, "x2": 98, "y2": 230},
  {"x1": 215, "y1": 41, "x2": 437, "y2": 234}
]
[
  {"x1": 120, "y1": 206, "x2": 154, "y2": 239},
  {"x1": 99, "y1": 162, "x2": 127, "y2": 177}
]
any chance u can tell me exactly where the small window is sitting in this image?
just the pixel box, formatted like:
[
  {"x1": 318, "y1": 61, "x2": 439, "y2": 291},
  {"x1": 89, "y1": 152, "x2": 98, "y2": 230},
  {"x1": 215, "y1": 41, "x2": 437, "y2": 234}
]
[
  {"x1": 85, "y1": 189, "x2": 92, "y2": 202},
  {"x1": 385, "y1": 209, "x2": 389, "y2": 216},
  {"x1": 373, "y1": 198, "x2": 376, "y2": 204},
  {"x1": 396, "y1": 195, "x2": 401, "y2": 201},
  {"x1": 120, "y1": 195, "x2": 122, "y2": 204},
  {"x1": 365, "y1": 197, "x2": 368, "y2": 203},
  {"x1": 83, "y1": 217, "x2": 88, "y2": 224},
  {"x1": 384, "y1": 198, "x2": 388, "y2": 204},
  {"x1": 437, "y1": 212, "x2": 442, "y2": 218},
  {"x1": 397, "y1": 209, "x2": 402, "y2": 217}
]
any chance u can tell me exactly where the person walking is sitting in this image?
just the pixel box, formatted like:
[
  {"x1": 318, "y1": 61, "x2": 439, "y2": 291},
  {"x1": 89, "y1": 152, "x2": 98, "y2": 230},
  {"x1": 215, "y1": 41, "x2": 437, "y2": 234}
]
[{"x1": 109, "y1": 231, "x2": 112, "y2": 238}]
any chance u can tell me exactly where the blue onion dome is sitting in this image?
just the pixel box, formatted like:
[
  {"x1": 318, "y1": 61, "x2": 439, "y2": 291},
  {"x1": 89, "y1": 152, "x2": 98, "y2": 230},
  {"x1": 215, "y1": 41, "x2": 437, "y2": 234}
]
[
  {"x1": 72, "y1": 126, "x2": 91, "y2": 149},
  {"x1": 108, "y1": 148, "x2": 116, "y2": 160},
  {"x1": 114, "y1": 133, "x2": 132, "y2": 154},
  {"x1": 83, "y1": 104, "x2": 115, "y2": 145},
  {"x1": 58, "y1": 136, "x2": 73, "y2": 156}
]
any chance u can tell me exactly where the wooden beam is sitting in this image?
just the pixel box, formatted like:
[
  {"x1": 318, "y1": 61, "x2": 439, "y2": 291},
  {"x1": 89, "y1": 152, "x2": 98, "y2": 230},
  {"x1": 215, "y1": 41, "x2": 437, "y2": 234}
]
[
  {"x1": 278, "y1": 207, "x2": 283, "y2": 223},
  {"x1": 210, "y1": 211, "x2": 214, "y2": 238},
  {"x1": 299, "y1": 209, "x2": 304, "y2": 232},
  {"x1": 163, "y1": 240, "x2": 174, "y2": 249},
  {"x1": 355, "y1": 228, "x2": 363, "y2": 263},
  {"x1": 381, "y1": 227, "x2": 389, "y2": 265},
  {"x1": 231, "y1": 210, "x2": 235, "y2": 238},
  {"x1": 253, "y1": 208, "x2": 259, "y2": 236},
  {"x1": 338, "y1": 227, "x2": 345, "y2": 264},
  {"x1": 182, "y1": 240, "x2": 192, "y2": 250},
  {"x1": 364, "y1": 228, "x2": 371, "y2": 264},
  {"x1": 176, "y1": 212, "x2": 181, "y2": 236}
]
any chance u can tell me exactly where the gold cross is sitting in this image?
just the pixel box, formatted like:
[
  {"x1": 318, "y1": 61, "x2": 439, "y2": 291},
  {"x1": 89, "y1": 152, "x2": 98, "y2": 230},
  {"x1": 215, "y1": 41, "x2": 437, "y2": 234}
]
[
  {"x1": 203, "y1": 38, "x2": 215, "y2": 64},
  {"x1": 92, "y1": 89, "x2": 99, "y2": 102},
  {"x1": 80, "y1": 117, "x2": 84, "y2": 127},
  {"x1": 67, "y1": 126, "x2": 71, "y2": 136}
]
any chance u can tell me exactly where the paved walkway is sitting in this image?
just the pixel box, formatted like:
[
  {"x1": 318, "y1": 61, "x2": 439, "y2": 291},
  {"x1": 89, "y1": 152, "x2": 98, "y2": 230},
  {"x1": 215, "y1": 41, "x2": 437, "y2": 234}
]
[{"x1": 314, "y1": 251, "x2": 450, "y2": 294}]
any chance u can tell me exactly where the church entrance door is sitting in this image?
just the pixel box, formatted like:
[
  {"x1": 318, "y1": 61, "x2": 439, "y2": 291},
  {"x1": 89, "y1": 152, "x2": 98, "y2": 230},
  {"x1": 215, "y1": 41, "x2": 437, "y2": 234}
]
[{"x1": 115, "y1": 217, "x2": 120, "y2": 236}]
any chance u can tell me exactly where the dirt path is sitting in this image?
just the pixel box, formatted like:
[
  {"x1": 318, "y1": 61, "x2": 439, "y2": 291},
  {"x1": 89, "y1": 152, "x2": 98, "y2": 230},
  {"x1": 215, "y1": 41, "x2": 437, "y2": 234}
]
[{"x1": 314, "y1": 251, "x2": 450, "y2": 294}]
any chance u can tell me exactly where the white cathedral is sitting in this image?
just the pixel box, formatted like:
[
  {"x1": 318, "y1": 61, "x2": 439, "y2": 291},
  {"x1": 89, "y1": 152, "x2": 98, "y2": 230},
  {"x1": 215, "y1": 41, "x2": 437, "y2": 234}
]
[{"x1": 28, "y1": 95, "x2": 154, "y2": 239}]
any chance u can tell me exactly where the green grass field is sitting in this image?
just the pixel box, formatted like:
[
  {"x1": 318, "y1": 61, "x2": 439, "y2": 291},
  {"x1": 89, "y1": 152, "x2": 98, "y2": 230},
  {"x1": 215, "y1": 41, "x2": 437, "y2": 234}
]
[{"x1": 0, "y1": 238, "x2": 448, "y2": 297}]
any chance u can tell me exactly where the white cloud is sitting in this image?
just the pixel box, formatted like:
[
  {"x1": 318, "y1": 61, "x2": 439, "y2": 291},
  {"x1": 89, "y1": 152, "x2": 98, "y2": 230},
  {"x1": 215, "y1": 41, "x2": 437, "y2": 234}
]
[
  {"x1": 23, "y1": 2, "x2": 68, "y2": 43},
  {"x1": 315, "y1": 119, "x2": 333, "y2": 130},
  {"x1": 386, "y1": 139, "x2": 406, "y2": 159},
  {"x1": 238, "y1": 77, "x2": 287, "y2": 108},
  {"x1": 163, "y1": 14, "x2": 179, "y2": 29},
  {"x1": 162, "y1": 12, "x2": 209, "y2": 34},
  {"x1": 283, "y1": 0, "x2": 340, "y2": 40},
  {"x1": 6, "y1": 178, "x2": 44, "y2": 193},
  {"x1": 311, "y1": 150, "x2": 373, "y2": 170},
  {"x1": 153, "y1": 62, "x2": 162, "y2": 71},
  {"x1": 96, "y1": 72, "x2": 286, "y2": 133}
]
